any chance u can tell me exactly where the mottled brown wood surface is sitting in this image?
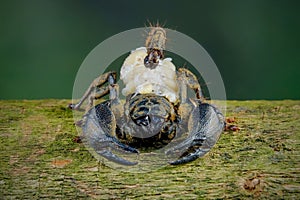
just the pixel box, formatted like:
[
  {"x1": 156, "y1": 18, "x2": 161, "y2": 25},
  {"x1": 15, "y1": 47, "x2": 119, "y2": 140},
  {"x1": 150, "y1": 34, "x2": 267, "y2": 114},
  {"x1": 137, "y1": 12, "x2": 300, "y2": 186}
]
[{"x1": 0, "y1": 100, "x2": 299, "y2": 199}]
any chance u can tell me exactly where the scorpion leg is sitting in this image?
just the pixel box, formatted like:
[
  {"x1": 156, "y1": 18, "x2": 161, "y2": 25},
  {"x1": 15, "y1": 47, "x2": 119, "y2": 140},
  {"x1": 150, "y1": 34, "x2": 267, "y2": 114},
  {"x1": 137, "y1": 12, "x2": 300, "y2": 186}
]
[
  {"x1": 68, "y1": 71, "x2": 117, "y2": 111},
  {"x1": 168, "y1": 100, "x2": 224, "y2": 165},
  {"x1": 177, "y1": 68, "x2": 203, "y2": 102}
]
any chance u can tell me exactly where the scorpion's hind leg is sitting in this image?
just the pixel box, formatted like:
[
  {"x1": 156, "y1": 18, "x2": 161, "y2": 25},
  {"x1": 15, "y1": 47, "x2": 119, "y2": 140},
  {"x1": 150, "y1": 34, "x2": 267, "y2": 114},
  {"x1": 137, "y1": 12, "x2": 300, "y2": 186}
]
[
  {"x1": 83, "y1": 101, "x2": 138, "y2": 166},
  {"x1": 167, "y1": 100, "x2": 224, "y2": 165}
]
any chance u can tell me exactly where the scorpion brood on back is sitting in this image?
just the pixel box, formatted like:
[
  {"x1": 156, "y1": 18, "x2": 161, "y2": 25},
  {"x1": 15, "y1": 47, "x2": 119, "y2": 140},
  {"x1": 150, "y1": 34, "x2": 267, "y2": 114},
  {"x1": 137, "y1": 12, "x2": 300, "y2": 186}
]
[{"x1": 69, "y1": 26, "x2": 224, "y2": 166}]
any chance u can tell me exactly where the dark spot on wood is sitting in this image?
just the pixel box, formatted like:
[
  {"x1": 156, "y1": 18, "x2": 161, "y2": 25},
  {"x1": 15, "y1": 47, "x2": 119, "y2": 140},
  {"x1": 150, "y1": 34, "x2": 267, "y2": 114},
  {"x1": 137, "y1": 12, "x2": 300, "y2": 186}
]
[{"x1": 73, "y1": 136, "x2": 82, "y2": 143}]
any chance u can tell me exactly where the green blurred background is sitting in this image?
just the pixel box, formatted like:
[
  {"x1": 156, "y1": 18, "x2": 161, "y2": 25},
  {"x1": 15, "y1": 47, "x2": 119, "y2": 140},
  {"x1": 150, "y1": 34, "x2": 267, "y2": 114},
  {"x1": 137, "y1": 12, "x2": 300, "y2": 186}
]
[{"x1": 0, "y1": 0, "x2": 299, "y2": 100}]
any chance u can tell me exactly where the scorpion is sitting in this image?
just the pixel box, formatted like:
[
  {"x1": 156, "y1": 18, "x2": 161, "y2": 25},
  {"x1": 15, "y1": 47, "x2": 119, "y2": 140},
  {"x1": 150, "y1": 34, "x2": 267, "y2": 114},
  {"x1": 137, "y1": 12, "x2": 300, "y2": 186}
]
[{"x1": 69, "y1": 26, "x2": 224, "y2": 165}]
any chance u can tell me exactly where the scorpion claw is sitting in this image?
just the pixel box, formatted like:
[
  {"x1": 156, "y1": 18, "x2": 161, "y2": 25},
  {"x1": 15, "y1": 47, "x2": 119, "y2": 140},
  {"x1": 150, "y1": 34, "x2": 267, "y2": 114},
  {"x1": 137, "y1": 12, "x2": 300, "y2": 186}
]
[
  {"x1": 108, "y1": 136, "x2": 139, "y2": 154},
  {"x1": 116, "y1": 142, "x2": 139, "y2": 154},
  {"x1": 167, "y1": 102, "x2": 224, "y2": 165},
  {"x1": 169, "y1": 154, "x2": 198, "y2": 165},
  {"x1": 89, "y1": 136, "x2": 139, "y2": 166},
  {"x1": 169, "y1": 149, "x2": 209, "y2": 165},
  {"x1": 96, "y1": 149, "x2": 138, "y2": 166},
  {"x1": 82, "y1": 102, "x2": 139, "y2": 166}
]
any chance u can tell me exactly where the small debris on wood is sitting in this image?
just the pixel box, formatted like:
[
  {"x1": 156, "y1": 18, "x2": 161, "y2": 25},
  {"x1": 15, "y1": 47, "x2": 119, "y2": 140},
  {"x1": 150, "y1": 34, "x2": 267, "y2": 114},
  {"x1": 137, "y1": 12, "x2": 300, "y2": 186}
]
[
  {"x1": 225, "y1": 124, "x2": 240, "y2": 131},
  {"x1": 242, "y1": 173, "x2": 264, "y2": 196},
  {"x1": 244, "y1": 178, "x2": 260, "y2": 191},
  {"x1": 226, "y1": 117, "x2": 236, "y2": 123},
  {"x1": 238, "y1": 172, "x2": 265, "y2": 197},
  {"x1": 224, "y1": 117, "x2": 240, "y2": 131},
  {"x1": 73, "y1": 136, "x2": 82, "y2": 143},
  {"x1": 51, "y1": 159, "x2": 72, "y2": 168}
]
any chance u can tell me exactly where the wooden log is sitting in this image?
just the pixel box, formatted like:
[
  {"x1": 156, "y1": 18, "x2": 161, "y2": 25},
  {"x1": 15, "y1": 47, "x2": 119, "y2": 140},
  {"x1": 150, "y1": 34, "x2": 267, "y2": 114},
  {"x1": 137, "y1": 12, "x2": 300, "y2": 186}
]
[{"x1": 0, "y1": 100, "x2": 299, "y2": 199}]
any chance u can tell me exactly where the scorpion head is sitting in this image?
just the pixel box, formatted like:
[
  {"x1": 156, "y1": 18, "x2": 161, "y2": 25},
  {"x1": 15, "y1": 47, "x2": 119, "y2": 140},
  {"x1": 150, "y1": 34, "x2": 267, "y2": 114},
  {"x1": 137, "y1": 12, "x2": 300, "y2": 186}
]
[{"x1": 128, "y1": 94, "x2": 177, "y2": 140}]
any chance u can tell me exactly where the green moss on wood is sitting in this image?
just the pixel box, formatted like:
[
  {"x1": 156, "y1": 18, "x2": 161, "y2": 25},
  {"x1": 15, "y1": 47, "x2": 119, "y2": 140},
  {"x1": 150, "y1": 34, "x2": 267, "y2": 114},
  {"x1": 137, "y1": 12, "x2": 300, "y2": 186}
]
[{"x1": 0, "y1": 100, "x2": 299, "y2": 199}]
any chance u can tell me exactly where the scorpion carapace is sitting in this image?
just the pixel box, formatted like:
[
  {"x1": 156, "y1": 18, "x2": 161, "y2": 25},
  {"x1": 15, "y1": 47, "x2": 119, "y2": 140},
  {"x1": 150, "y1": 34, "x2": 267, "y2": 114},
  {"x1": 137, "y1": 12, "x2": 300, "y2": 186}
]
[
  {"x1": 117, "y1": 93, "x2": 178, "y2": 149},
  {"x1": 69, "y1": 26, "x2": 224, "y2": 166}
]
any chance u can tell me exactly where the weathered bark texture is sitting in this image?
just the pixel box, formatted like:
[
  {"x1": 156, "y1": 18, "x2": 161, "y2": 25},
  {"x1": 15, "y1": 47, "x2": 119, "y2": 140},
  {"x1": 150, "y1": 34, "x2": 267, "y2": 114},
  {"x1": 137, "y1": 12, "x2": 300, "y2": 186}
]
[{"x1": 0, "y1": 100, "x2": 299, "y2": 199}]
